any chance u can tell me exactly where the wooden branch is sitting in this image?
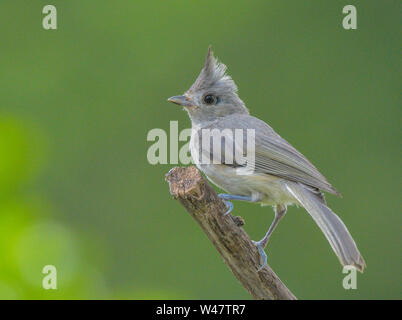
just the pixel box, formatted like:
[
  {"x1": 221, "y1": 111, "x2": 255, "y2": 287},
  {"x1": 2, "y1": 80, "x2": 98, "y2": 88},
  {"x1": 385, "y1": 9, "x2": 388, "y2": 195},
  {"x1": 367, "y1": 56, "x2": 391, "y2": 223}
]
[{"x1": 165, "y1": 166, "x2": 296, "y2": 300}]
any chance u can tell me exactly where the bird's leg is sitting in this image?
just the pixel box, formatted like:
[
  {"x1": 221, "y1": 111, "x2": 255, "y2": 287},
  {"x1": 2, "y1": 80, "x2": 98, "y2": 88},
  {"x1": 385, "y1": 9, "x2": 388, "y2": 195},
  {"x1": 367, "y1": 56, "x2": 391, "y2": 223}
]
[
  {"x1": 218, "y1": 194, "x2": 258, "y2": 216},
  {"x1": 253, "y1": 204, "x2": 287, "y2": 271}
]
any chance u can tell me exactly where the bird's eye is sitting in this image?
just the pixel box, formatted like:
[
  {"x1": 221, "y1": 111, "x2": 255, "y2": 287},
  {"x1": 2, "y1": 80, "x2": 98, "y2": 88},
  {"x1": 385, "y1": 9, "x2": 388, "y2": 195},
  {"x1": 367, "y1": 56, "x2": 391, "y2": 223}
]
[{"x1": 203, "y1": 94, "x2": 217, "y2": 105}]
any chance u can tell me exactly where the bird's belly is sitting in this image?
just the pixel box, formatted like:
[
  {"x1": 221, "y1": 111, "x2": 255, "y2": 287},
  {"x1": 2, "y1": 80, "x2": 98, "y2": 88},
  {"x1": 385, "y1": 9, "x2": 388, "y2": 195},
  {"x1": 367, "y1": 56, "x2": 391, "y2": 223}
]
[{"x1": 199, "y1": 164, "x2": 295, "y2": 206}]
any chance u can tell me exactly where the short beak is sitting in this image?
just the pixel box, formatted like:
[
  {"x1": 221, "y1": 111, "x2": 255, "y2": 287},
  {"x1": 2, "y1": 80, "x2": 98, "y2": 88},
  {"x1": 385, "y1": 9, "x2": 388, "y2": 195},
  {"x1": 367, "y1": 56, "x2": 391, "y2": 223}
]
[{"x1": 167, "y1": 95, "x2": 194, "y2": 107}]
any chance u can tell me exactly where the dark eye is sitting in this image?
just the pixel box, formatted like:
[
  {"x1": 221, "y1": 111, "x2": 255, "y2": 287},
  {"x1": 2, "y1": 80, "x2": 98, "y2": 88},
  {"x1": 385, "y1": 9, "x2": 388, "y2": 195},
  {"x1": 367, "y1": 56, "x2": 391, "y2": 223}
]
[{"x1": 203, "y1": 94, "x2": 217, "y2": 105}]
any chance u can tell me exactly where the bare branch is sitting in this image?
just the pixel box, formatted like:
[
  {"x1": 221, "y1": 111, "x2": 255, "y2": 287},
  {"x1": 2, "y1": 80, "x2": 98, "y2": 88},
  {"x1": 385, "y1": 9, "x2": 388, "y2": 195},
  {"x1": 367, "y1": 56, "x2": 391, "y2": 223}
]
[{"x1": 165, "y1": 166, "x2": 296, "y2": 300}]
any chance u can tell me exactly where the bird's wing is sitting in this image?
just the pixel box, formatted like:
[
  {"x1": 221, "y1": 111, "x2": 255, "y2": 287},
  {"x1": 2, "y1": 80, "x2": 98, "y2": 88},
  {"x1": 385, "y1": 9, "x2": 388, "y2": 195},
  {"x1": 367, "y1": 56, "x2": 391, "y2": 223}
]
[{"x1": 200, "y1": 114, "x2": 340, "y2": 195}]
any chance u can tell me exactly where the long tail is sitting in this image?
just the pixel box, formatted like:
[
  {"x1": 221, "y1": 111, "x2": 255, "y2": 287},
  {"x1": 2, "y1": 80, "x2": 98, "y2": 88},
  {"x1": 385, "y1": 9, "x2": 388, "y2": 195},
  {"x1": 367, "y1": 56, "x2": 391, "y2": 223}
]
[{"x1": 285, "y1": 182, "x2": 366, "y2": 272}]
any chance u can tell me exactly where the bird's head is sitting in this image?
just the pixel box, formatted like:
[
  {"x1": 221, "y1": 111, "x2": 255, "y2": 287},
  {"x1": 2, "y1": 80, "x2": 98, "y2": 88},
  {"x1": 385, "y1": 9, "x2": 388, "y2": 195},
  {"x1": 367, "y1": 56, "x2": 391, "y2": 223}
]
[{"x1": 168, "y1": 47, "x2": 248, "y2": 125}]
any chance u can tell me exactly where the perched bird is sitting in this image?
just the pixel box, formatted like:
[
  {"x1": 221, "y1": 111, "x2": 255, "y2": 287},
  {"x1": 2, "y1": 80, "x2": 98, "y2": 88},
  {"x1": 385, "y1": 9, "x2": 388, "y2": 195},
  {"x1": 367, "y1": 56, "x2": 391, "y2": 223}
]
[{"x1": 168, "y1": 47, "x2": 365, "y2": 272}]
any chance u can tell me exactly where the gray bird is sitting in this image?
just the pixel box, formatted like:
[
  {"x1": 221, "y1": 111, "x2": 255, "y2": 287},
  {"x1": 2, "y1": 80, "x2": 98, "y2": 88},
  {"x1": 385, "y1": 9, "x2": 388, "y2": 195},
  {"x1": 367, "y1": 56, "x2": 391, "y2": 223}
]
[{"x1": 168, "y1": 47, "x2": 365, "y2": 272}]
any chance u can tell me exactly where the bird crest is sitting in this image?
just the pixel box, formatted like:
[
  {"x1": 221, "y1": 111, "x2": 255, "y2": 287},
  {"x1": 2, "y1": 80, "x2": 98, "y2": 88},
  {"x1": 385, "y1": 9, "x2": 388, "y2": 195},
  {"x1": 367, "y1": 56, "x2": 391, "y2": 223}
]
[{"x1": 188, "y1": 46, "x2": 238, "y2": 94}]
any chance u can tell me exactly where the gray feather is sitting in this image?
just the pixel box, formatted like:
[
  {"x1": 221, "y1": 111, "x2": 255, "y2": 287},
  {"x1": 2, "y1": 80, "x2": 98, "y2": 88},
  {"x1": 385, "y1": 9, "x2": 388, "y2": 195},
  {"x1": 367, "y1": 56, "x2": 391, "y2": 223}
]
[
  {"x1": 188, "y1": 47, "x2": 238, "y2": 94},
  {"x1": 199, "y1": 114, "x2": 340, "y2": 195},
  {"x1": 285, "y1": 182, "x2": 366, "y2": 272}
]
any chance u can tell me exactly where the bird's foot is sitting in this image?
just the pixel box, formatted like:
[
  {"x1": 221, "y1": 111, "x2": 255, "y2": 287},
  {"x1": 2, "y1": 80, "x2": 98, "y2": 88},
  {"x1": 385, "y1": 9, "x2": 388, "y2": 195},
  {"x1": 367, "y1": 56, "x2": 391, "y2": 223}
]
[
  {"x1": 218, "y1": 193, "x2": 256, "y2": 216},
  {"x1": 218, "y1": 194, "x2": 233, "y2": 215},
  {"x1": 252, "y1": 239, "x2": 268, "y2": 271}
]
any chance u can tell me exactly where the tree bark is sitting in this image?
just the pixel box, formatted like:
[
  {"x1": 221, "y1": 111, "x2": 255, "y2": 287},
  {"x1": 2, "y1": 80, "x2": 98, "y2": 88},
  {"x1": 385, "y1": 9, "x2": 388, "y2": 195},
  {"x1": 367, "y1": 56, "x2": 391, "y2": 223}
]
[{"x1": 165, "y1": 166, "x2": 296, "y2": 300}]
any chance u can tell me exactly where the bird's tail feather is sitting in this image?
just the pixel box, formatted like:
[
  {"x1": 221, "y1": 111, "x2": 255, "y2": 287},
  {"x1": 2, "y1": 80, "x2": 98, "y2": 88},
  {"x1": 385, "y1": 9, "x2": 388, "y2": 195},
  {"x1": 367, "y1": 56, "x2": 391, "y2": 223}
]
[{"x1": 285, "y1": 182, "x2": 366, "y2": 272}]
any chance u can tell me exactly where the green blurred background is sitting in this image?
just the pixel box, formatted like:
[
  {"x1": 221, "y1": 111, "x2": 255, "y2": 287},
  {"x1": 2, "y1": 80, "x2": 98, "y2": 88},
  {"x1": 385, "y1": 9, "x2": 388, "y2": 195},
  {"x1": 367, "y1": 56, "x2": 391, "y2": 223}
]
[{"x1": 0, "y1": 1, "x2": 400, "y2": 299}]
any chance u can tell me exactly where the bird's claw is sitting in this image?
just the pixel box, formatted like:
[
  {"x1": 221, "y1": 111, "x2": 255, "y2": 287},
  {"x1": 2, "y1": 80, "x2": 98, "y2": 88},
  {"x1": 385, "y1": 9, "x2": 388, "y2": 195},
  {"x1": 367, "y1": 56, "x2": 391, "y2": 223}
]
[
  {"x1": 252, "y1": 240, "x2": 268, "y2": 271},
  {"x1": 222, "y1": 200, "x2": 233, "y2": 216},
  {"x1": 218, "y1": 194, "x2": 233, "y2": 216}
]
